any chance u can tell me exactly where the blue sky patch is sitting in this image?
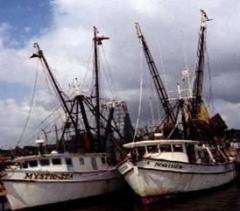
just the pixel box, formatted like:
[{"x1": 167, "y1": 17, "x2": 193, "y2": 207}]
[
  {"x1": 0, "y1": 80, "x2": 30, "y2": 101},
  {"x1": 0, "y1": 0, "x2": 53, "y2": 48}
]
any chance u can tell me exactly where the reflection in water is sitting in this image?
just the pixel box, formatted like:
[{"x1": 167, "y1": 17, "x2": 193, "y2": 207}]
[{"x1": 143, "y1": 183, "x2": 240, "y2": 211}]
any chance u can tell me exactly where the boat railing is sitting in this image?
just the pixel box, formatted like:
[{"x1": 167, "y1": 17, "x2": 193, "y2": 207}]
[
  {"x1": 204, "y1": 145, "x2": 216, "y2": 163},
  {"x1": 217, "y1": 146, "x2": 228, "y2": 162},
  {"x1": 195, "y1": 144, "x2": 230, "y2": 164}
]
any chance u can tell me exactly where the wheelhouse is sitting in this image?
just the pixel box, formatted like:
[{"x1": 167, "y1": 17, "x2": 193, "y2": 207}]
[
  {"x1": 15, "y1": 153, "x2": 111, "y2": 172},
  {"x1": 124, "y1": 139, "x2": 228, "y2": 164}
]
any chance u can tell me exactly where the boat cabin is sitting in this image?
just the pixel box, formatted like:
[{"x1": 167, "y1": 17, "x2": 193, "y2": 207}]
[
  {"x1": 14, "y1": 153, "x2": 111, "y2": 172},
  {"x1": 123, "y1": 139, "x2": 228, "y2": 164}
]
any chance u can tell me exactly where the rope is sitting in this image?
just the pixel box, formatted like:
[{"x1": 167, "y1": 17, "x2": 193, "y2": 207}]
[
  {"x1": 80, "y1": 42, "x2": 94, "y2": 95},
  {"x1": 156, "y1": 43, "x2": 167, "y2": 119},
  {"x1": 157, "y1": 42, "x2": 169, "y2": 95},
  {"x1": 16, "y1": 61, "x2": 39, "y2": 146},
  {"x1": 100, "y1": 45, "x2": 115, "y2": 99},
  {"x1": 132, "y1": 43, "x2": 144, "y2": 142},
  {"x1": 39, "y1": 60, "x2": 55, "y2": 97},
  {"x1": 144, "y1": 48, "x2": 157, "y2": 125},
  {"x1": 21, "y1": 109, "x2": 62, "y2": 146},
  {"x1": 206, "y1": 49, "x2": 215, "y2": 113},
  {"x1": 149, "y1": 95, "x2": 155, "y2": 125},
  {"x1": 39, "y1": 60, "x2": 65, "y2": 110}
]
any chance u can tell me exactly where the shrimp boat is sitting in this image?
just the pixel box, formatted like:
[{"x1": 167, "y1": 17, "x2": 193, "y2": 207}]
[
  {"x1": 118, "y1": 10, "x2": 237, "y2": 203},
  {"x1": 3, "y1": 152, "x2": 126, "y2": 210},
  {"x1": 2, "y1": 27, "x2": 132, "y2": 210},
  {"x1": 118, "y1": 139, "x2": 235, "y2": 203}
]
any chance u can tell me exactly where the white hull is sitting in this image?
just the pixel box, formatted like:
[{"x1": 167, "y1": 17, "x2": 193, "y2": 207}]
[
  {"x1": 3, "y1": 169, "x2": 125, "y2": 210},
  {"x1": 118, "y1": 159, "x2": 237, "y2": 199}
]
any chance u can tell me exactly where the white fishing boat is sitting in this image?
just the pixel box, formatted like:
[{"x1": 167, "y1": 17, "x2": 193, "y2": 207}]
[
  {"x1": 118, "y1": 10, "x2": 237, "y2": 203},
  {"x1": 118, "y1": 139, "x2": 236, "y2": 203},
  {"x1": 3, "y1": 151, "x2": 125, "y2": 210},
  {"x1": 2, "y1": 27, "x2": 131, "y2": 210}
]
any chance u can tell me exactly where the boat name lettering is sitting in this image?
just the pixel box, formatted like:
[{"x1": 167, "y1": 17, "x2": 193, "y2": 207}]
[
  {"x1": 154, "y1": 162, "x2": 183, "y2": 169},
  {"x1": 24, "y1": 172, "x2": 73, "y2": 180}
]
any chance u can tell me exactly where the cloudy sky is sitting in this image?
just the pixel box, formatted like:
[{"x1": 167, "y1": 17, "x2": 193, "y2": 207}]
[{"x1": 0, "y1": 0, "x2": 239, "y2": 148}]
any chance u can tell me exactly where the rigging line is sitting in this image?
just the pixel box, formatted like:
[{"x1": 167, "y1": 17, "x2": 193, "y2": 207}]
[
  {"x1": 157, "y1": 42, "x2": 168, "y2": 93},
  {"x1": 149, "y1": 95, "x2": 155, "y2": 125},
  {"x1": 22, "y1": 122, "x2": 62, "y2": 146},
  {"x1": 16, "y1": 61, "x2": 40, "y2": 146},
  {"x1": 38, "y1": 62, "x2": 63, "y2": 113},
  {"x1": 39, "y1": 60, "x2": 54, "y2": 96},
  {"x1": 143, "y1": 45, "x2": 156, "y2": 125},
  {"x1": 39, "y1": 60, "x2": 69, "y2": 112},
  {"x1": 181, "y1": 41, "x2": 193, "y2": 97},
  {"x1": 100, "y1": 45, "x2": 115, "y2": 99},
  {"x1": 100, "y1": 57, "x2": 114, "y2": 99},
  {"x1": 206, "y1": 47, "x2": 214, "y2": 113},
  {"x1": 39, "y1": 59, "x2": 64, "y2": 100},
  {"x1": 23, "y1": 108, "x2": 62, "y2": 142},
  {"x1": 81, "y1": 42, "x2": 94, "y2": 93},
  {"x1": 35, "y1": 113, "x2": 61, "y2": 132},
  {"x1": 181, "y1": 40, "x2": 191, "y2": 71},
  {"x1": 34, "y1": 106, "x2": 61, "y2": 129},
  {"x1": 204, "y1": 28, "x2": 215, "y2": 113},
  {"x1": 24, "y1": 126, "x2": 59, "y2": 146},
  {"x1": 167, "y1": 103, "x2": 180, "y2": 139},
  {"x1": 132, "y1": 43, "x2": 144, "y2": 143},
  {"x1": 144, "y1": 62, "x2": 155, "y2": 125},
  {"x1": 156, "y1": 43, "x2": 167, "y2": 119},
  {"x1": 21, "y1": 108, "x2": 62, "y2": 144},
  {"x1": 146, "y1": 61, "x2": 158, "y2": 124}
]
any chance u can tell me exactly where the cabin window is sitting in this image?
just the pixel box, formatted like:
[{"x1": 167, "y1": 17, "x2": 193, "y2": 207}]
[
  {"x1": 29, "y1": 160, "x2": 38, "y2": 167},
  {"x1": 65, "y1": 158, "x2": 73, "y2": 166},
  {"x1": 91, "y1": 157, "x2": 98, "y2": 170},
  {"x1": 22, "y1": 162, "x2": 28, "y2": 169},
  {"x1": 79, "y1": 157, "x2": 84, "y2": 165},
  {"x1": 101, "y1": 157, "x2": 106, "y2": 164},
  {"x1": 173, "y1": 144, "x2": 183, "y2": 152},
  {"x1": 40, "y1": 159, "x2": 50, "y2": 166},
  {"x1": 138, "y1": 147, "x2": 145, "y2": 157},
  {"x1": 147, "y1": 146, "x2": 158, "y2": 153},
  {"x1": 52, "y1": 158, "x2": 61, "y2": 165},
  {"x1": 160, "y1": 145, "x2": 171, "y2": 152}
]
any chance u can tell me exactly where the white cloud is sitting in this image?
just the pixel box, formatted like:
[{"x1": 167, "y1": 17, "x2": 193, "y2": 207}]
[
  {"x1": 214, "y1": 99, "x2": 240, "y2": 129},
  {"x1": 0, "y1": 98, "x2": 54, "y2": 148},
  {"x1": 0, "y1": 0, "x2": 240, "y2": 147}
]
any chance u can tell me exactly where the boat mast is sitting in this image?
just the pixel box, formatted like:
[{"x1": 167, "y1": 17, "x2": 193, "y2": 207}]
[
  {"x1": 135, "y1": 23, "x2": 175, "y2": 125},
  {"x1": 93, "y1": 27, "x2": 109, "y2": 146},
  {"x1": 192, "y1": 10, "x2": 212, "y2": 119},
  {"x1": 31, "y1": 43, "x2": 78, "y2": 131}
]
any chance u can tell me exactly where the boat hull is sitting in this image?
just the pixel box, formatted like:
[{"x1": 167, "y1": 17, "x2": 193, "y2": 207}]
[
  {"x1": 118, "y1": 159, "x2": 237, "y2": 200},
  {"x1": 2, "y1": 170, "x2": 125, "y2": 210}
]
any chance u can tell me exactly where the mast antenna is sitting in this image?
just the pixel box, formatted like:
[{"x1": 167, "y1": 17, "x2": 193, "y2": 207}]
[
  {"x1": 191, "y1": 10, "x2": 212, "y2": 119},
  {"x1": 30, "y1": 43, "x2": 79, "y2": 138}
]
